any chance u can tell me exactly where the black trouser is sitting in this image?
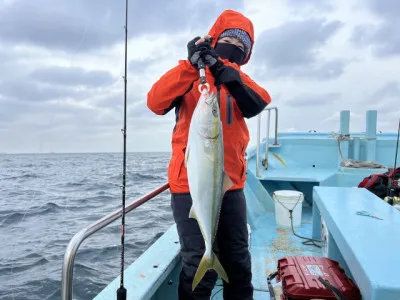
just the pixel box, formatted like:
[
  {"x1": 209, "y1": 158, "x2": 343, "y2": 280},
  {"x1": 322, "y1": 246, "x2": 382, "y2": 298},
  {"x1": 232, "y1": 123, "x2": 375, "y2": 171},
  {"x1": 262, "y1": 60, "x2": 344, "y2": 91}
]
[{"x1": 171, "y1": 189, "x2": 253, "y2": 300}]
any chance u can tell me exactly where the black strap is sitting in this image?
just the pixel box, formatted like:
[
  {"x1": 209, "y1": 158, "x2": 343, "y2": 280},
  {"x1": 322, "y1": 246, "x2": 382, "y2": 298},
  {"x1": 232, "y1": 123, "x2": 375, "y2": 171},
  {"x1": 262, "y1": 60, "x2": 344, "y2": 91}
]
[
  {"x1": 266, "y1": 271, "x2": 278, "y2": 300},
  {"x1": 318, "y1": 276, "x2": 348, "y2": 300},
  {"x1": 267, "y1": 272, "x2": 348, "y2": 300}
]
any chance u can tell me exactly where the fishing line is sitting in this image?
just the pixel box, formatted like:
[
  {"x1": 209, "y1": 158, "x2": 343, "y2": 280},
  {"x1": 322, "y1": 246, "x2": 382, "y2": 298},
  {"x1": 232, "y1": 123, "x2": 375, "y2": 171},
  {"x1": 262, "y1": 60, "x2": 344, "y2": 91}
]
[
  {"x1": 393, "y1": 119, "x2": 400, "y2": 174},
  {"x1": 388, "y1": 118, "x2": 400, "y2": 200},
  {"x1": 10, "y1": 162, "x2": 42, "y2": 300},
  {"x1": 117, "y1": 0, "x2": 128, "y2": 299},
  {"x1": 68, "y1": 18, "x2": 89, "y2": 68}
]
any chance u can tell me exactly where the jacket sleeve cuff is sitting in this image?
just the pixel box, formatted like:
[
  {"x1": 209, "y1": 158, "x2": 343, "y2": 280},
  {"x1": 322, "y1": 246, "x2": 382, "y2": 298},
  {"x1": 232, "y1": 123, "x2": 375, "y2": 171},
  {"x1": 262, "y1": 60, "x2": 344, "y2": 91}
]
[{"x1": 209, "y1": 59, "x2": 271, "y2": 118}]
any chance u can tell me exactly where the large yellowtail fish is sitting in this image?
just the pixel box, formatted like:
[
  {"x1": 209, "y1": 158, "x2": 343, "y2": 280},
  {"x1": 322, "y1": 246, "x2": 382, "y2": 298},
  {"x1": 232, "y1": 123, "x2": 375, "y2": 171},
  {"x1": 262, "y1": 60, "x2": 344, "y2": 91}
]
[{"x1": 184, "y1": 86, "x2": 234, "y2": 291}]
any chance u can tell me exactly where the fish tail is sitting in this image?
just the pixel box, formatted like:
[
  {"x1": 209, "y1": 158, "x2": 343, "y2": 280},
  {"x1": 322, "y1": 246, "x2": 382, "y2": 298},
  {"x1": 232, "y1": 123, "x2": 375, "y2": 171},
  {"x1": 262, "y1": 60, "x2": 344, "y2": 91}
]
[
  {"x1": 192, "y1": 250, "x2": 229, "y2": 291},
  {"x1": 212, "y1": 252, "x2": 229, "y2": 283}
]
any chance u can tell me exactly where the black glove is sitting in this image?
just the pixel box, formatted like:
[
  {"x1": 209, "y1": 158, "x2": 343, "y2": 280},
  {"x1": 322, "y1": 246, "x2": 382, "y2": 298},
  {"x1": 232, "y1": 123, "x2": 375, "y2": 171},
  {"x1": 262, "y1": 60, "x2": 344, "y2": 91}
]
[
  {"x1": 200, "y1": 47, "x2": 225, "y2": 85},
  {"x1": 187, "y1": 37, "x2": 212, "y2": 68},
  {"x1": 200, "y1": 46, "x2": 219, "y2": 68}
]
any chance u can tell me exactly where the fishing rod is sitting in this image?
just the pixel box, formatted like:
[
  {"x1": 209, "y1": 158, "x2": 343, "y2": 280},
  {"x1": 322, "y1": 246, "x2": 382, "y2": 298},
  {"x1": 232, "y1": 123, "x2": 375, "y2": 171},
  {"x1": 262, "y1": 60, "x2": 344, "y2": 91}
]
[
  {"x1": 117, "y1": 0, "x2": 128, "y2": 299},
  {"x1": 394, "y1": 118, "x2": 400, "y2": 175},
  {"x1": 387, "y1": 118, "x2": 400, "y2": 203}
]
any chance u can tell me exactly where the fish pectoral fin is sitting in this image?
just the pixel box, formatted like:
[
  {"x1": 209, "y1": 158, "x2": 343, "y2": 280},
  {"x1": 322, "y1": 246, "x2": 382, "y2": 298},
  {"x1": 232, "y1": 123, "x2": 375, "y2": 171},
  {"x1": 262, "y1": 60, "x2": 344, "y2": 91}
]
[
  {"x1": 222, "y1": 172, "x2": 234, "y2": 194},
  {"x1": 192, "y1": 251, "x2": 229, "y2": 291},
  {"x1": 184, "y1": 145, "x2": 190, "y2": 168},
  {"x1": 189, "y1": 205, "x2": 196, "y2": 219}
]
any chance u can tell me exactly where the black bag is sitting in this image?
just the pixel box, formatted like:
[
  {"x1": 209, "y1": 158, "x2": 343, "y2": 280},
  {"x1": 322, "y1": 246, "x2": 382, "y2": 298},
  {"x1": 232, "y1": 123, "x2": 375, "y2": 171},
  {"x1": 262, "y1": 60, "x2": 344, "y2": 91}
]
[{"x1": 358, "y1": 167, "x2": 400, "y2": 199}]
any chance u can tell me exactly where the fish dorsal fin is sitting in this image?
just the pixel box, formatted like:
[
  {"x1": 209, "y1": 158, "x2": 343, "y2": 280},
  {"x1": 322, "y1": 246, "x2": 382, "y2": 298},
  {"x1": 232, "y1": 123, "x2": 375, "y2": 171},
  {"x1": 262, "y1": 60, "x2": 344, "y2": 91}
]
[
  {"x1": 222, "y1": 172, "x2": 234, "y2": 194},
  {"x1": 184, "y1": 145, "x2": 190, "y2": 168}
]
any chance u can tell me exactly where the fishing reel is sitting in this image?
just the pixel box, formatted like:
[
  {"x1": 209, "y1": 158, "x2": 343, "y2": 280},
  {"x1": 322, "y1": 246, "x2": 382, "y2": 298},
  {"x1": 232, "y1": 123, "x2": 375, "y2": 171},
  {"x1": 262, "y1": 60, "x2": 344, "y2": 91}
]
[
  {"x1": 384, "y1": 178, "x2": 400, "y2": 206},
  {"x1": 385, "y1": 195, "x2": 400, "y2": 212},
  {"x1": 384, "y1": 194, "x2": 400, "y2": 205}
]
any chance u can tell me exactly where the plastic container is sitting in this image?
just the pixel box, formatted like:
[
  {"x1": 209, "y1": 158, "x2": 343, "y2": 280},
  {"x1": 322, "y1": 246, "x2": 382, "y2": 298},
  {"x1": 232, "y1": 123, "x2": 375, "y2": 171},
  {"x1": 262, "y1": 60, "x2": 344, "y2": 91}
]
[
  {"x1": 247, "y1": 223, "x2": 251, "y2": 249},
  {"x1": 321, "y1": 217, "x2": 329, "y2": 257},
  {"x1": 275, "y1": 256, "x2": 362, "y2": 299},
  {"x1": 273, "y1": 190, "x2": 304, "y2": 227}
]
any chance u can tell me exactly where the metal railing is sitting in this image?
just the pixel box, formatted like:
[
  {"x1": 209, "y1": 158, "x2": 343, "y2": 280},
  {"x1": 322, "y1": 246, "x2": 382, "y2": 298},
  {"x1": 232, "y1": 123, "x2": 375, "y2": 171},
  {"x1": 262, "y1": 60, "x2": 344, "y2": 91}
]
[
  {"x1": 61, "y1": 183, "x2": 170, "y2": 300},
  {"x1": 256, "y1": 106, "x2": 279, "y2": 177}
]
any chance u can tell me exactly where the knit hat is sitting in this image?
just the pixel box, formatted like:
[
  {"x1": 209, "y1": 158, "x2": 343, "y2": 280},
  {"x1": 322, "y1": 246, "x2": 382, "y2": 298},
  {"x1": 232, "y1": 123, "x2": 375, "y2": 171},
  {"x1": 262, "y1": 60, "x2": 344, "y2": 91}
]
[{"x1": 218, "y1": 28, "x2": 251, "y2": 59}]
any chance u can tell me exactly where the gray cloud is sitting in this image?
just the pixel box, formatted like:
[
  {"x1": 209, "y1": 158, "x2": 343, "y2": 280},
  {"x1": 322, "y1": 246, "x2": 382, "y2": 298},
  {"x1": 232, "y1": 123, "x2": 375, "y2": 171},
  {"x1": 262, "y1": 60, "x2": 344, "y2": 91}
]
[
  {"x1": 128, "y1": 34, "x2": 191, "y2": 74},
  {"x1": 371, "y1": 81, "x2": 400, "y2": 99},
  {"x1": 0, "y1": 79, "x2": 90, "y2": 102},
  {"x1": 252, "y1": 18, "x2": 346, "y2": 80},
  {"x1": 0, "y1": 99, "x2": 18, "y2": 124},
  {"x1": 283, "y1": 92, "x2": 340, "y2": 107},
  {"x1": 129, "y1": 58, "x2": 161, "y2": 74},
  {"x1": 350, "y1": 0, "x2": 400, "y2": 57},
  {"x1": 255, "y1": 19, "x2": 342, "y2": 67},
  {"x1": 0, "y1": 48, "x2": 17, "y2": 69},
  {"x1": 364, "y1": 0, "x2": 400, "y2": 20},
  {"x1": 127, "y1": 96, "x2": 177, "y2": 130},
  {"x1": 0, "y1": 0, "x2": 118, "y2": 53},
  {"x1": 129, "y1": 60, "x2": 154, "y2": 73},
  {"x1": 0, "y1": 0, "x2": 246, "y2": 153},
  {"x1": 0, "y1": 0, "x2": 243, "y2": 53},
  {"x1": 260, "y1": 60, "x2": 346, "y2": 80},
  {"x1": 362, "y1": 81, "x2": 400, "y2": 113},
  {"x1": 336, "y1": 81, "x2": 400, "y2": 125},
  {"x1": 0, "y1": 63, "x2": 117, "y2": 105},
  {"x1": 5, "y1": 1, "x2": 396, "y2": 153},
  {"x1": 285, "y1": 0, "x2": 334, "y2": 12},
  {"x1": 129, "y1": 100, "x2": 153, "y2": 118},
  {"x1": 0, "y1": 96, "x2": 120, "y2": 133},
  {"x1": 29, "y1": 66, "x2": 116, "y2": 87},
  {"x1": 94, "y1": 92, "x2": 124, "y2": 109},
  {"x1": 93, "y1": 89, "x2": 149, "y2": 113},
  {"x1": 0, "y1": 46, "x2": 36, "y2": 81}
]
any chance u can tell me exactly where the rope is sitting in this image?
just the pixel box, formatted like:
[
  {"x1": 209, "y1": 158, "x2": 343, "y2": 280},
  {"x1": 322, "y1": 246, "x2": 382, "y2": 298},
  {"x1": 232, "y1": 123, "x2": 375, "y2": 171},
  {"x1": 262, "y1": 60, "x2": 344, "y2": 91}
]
[
  {"x1": 289, "y1": 210, "x2": 322, "y2": 248},
  {"x1": 274, "y1": 193, "x2": 322, "y2": 248},
  {"x1": 329, "y1": 132, "x2": 387, "y2": 169}
]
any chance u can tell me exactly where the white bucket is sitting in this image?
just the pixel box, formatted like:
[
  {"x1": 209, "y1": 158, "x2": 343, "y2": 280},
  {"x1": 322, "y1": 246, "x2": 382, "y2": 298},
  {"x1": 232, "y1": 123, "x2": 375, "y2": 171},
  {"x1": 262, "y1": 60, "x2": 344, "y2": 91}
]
[
  {"x1": 321, "y1": 217, "x2": 329, "y2": 257},
  {"x1": 273, "y1": 190, "x2": 304, "y2": 227},
  {"x1": 247, "y1": 223, "x2": 251, "y2": 249}
]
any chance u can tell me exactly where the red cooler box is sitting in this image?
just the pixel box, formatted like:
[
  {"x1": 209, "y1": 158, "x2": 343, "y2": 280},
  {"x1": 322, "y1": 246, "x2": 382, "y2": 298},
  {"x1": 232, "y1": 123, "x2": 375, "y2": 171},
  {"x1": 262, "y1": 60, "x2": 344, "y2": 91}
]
[{"x1": 269, "y1": 256, "x2": 362, "y2": 300}]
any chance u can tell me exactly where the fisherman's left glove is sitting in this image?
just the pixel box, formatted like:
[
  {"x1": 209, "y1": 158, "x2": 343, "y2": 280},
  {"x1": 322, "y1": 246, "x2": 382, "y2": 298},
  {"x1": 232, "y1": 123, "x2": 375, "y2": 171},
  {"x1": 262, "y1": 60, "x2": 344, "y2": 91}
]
[
  {"x1": 201, "y1": 47, "x2": 219, "y2": 68},
  {"x1": 201, "y1": 48, "x2": 225, "y2": 85},
  {"x1": 187, "y1": 37, "x2": 212, "y2": 69}
]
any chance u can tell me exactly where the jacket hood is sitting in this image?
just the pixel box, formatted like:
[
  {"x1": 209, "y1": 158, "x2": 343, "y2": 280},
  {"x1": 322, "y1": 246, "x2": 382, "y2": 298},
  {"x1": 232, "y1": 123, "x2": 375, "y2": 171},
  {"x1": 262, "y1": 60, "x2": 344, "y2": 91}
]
[{"x1": 207, "y1": 10, "x2": 255, "y2": 65}]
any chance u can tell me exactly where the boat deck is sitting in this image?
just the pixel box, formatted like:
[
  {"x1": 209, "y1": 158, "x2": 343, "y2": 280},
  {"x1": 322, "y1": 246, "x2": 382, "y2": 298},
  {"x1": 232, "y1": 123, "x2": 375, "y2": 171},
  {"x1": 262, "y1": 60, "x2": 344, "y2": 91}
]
[
  {"x1": 211, "y1": 204, "x2": 321, "y2": 299},
  {"x1": 92, "y1": 202, "x2": 320, "y2": 300}
]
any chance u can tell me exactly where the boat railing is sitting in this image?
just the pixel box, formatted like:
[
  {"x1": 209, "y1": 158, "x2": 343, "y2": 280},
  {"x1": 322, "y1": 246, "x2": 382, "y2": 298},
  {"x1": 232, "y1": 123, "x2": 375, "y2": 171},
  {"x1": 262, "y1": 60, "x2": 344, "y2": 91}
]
[
  {"x1": 60, "y1": 183, "x2": 170, "y2": 300},
  {"x1": 256, "y1": 106, "x2": 279, "y2": 177}
]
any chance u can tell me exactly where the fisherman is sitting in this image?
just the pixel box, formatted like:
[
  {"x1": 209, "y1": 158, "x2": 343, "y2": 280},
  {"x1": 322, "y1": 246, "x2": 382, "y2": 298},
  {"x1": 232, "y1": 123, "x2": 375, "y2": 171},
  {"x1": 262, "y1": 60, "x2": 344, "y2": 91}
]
[{"x1": 147, "y1": 9, "x2": 271, "y2": 300}]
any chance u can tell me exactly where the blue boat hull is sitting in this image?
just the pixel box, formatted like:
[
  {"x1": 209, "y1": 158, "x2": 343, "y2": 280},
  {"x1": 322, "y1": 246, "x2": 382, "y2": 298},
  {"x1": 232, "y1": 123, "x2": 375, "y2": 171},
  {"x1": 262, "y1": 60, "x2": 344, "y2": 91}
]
[{"x1": 93, "y1": 110, "x2": 400, "y2": 299}]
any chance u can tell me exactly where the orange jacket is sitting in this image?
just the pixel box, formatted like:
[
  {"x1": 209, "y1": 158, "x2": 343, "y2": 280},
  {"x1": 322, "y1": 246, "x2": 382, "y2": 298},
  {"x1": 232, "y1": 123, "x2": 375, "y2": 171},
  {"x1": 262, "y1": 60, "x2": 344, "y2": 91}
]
[{"x1": 147, "y1": 10, "x2": 271, "y2": 193}]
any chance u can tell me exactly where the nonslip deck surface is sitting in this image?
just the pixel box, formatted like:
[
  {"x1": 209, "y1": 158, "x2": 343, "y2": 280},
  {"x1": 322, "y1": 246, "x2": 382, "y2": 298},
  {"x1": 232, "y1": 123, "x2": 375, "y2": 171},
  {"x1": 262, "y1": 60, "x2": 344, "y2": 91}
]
[{"x1": 211, "y1": 205, "x2": 322, "y2": 299}]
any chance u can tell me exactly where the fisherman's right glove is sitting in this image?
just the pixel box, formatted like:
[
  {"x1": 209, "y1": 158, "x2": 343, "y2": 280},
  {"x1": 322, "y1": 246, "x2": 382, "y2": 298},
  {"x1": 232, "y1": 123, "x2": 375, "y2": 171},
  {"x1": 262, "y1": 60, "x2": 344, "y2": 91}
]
[
  {"x1": 200, "y1": 48, "x2": 225, "y2": 86},
  {"x1": 187, "y1": 37, "x2": 212, "y2": 69},
  {"x1": 200, "y1": 47, "x2": 219, "y2": 68}
]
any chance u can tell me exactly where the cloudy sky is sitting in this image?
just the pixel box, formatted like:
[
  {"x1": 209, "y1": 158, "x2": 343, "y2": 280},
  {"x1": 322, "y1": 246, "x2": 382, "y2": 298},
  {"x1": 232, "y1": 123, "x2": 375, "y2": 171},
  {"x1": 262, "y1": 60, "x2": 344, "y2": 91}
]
[{"x1": 0, "y1": 0, "x2": 399, "y2": 153}]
